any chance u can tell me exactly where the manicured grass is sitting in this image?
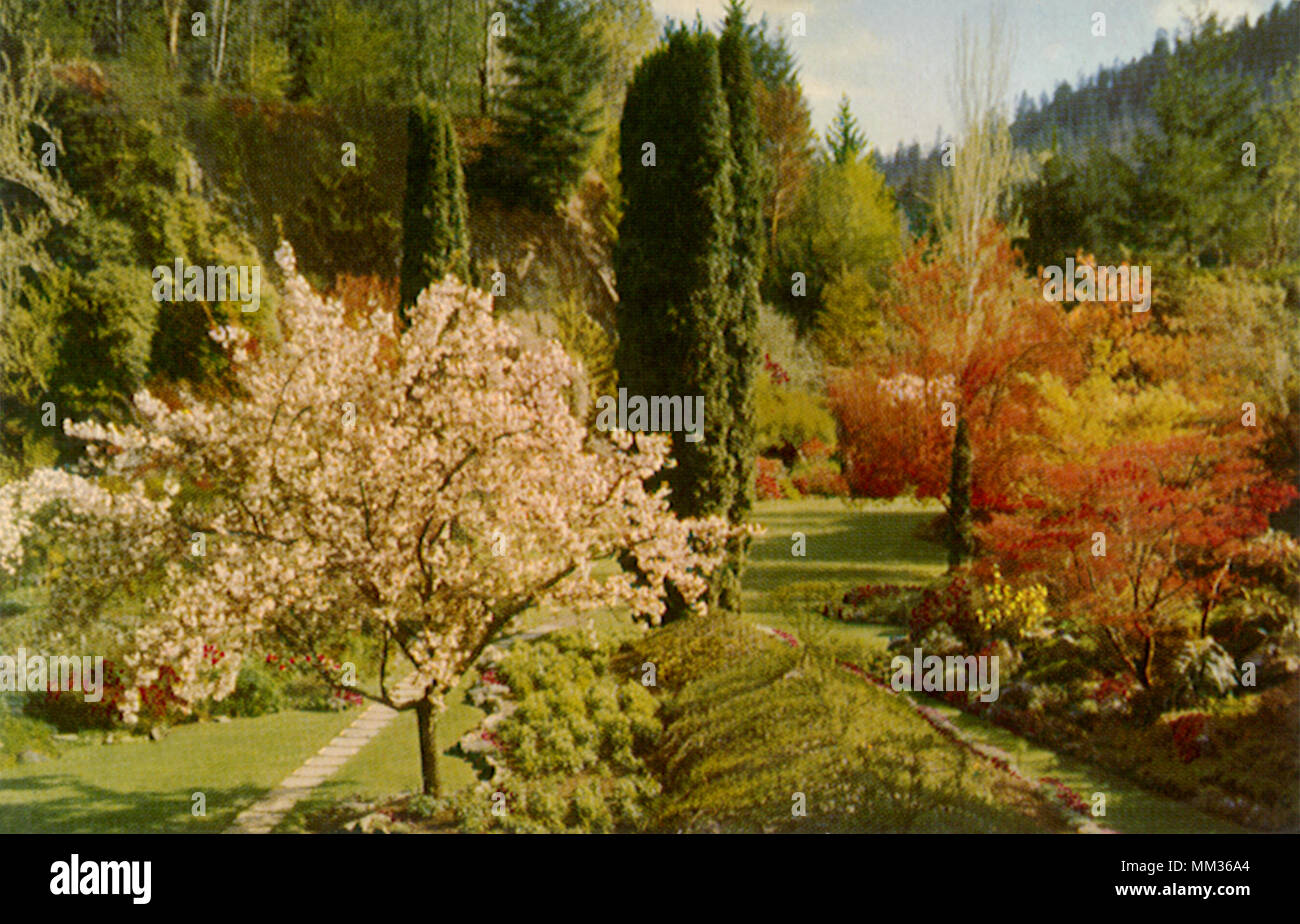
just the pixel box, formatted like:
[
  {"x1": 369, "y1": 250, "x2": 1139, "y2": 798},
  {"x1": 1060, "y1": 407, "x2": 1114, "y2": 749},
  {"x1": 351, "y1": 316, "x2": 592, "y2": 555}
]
[
  {"x1": 818, "y1": 624, "x2": 1252, "y2": 833},
  {"x1": 0, "y1": 497, "x2": 1260, "y2": 834},
  {"x1": 936, "y1": 704, "x2": 1252, "y2": 834},
  {"x1": 274, "y1": 611, "x2": 648, "y2": 831},
  {"x1": 743, "y1": 497, "x2": 935, "y2": 654},
  {"x1": 744, "y1": 497, "x2": 946, "y2": 619},
  {"x1": 741, "y1": 498, "x2": 1251, "y2": 834},
  {"x1": 0, "y1": 561, "x2": 648, "y2": 833},
  {"x1": 646, "y1": 623, "x2": 1058, "y2": 833},
  {"x1": 0, "y1": 709, "x2": 356, "y2": 833},
  {"x1": 276, "y1": 672, "x2": 488, "y2": 832}
]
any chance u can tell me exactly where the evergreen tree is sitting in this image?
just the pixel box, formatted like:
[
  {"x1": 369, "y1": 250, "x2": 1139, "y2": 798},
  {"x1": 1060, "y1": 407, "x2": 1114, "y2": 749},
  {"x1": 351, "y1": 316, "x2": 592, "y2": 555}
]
[
  {"x1": 1139, "y1": 14, "x2": 1260, "y2": 264},
  {"x1": 771, "y1": 153, "x2": 900, "y2": 335},
  {"x1": 399, "y1": 95, "x2": 470, "y2": 320},
  {"x1": 826, "y1": 93, "x2": 865, "y2": 165},
  {"x1": 1015, "y1": 140, "x2": 1137, "y2": 269},
  {"x1": 1257, "y1": 63, "x2": 1300, "y2": 266},
  {"x1": 286, "y1": 0, "x2": 321, "y2": 101},
  {"x1": 743, "y1": 11, "x2": 798, "y2": 90},
  {"x1": 306, "y1": 0, "x2": 403, "y2": 106},
  {"x1": 490, "y1": 0, "x2": 607, "y2": 210},
  {"x1": 946, "y1": 418, "x2": 974, "y2": 570},
  {"x1": 717, "y1": 0, "x2": 763, "y2": 609},
  {"x1": 615, "y1": 24, "x2": 736, "y2": 618}
]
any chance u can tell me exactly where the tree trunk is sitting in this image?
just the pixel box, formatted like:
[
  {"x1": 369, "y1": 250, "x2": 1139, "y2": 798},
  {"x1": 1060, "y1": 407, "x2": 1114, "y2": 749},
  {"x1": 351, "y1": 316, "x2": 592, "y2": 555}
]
[
  {"x1": 716, "y1": 535, "x2": 746, "y2": 614},
  {"x1": 166, "y1": 1, "x2": 182, "y2": 70},
  {"x1": 442, "y1": 0, "x2": 455, "y2": 98},
  {"x1": 213, "y1": 0, "x2": 230, "y2": 84},
  {"x1": 415, "y1": 696, "x2": 441, "y2": 797},
  {"x1": 209, "y1": 1, "x2": 218, "y2": 79},
  {"x1": 1140, "y1": 635, "x2": 1155, "y2": 689},
  {"x1": 247, "y1": 0, "x2": 259, "y2": 84},
  {"x1": 478, "y1": 0, "x2": 489, "y2": 115}
]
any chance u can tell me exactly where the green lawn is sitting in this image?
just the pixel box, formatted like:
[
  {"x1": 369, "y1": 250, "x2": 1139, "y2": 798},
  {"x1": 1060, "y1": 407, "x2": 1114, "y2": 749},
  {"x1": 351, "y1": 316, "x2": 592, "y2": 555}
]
[
  {"x1": 937, "y1": 703, "x2": 1252, "y2": 834},
  {"x1": 275, "y1": 674, "x2": 488, "y2": 832},
  {"x1": 744, "y1": 497, "x2": 947, "y2": 615},
  {"x1": 0, "y1": 709, "x2": 355, "y2": 833},
  {"x1": 0, "y1": 560, "x2": 647, "y2": 833}
]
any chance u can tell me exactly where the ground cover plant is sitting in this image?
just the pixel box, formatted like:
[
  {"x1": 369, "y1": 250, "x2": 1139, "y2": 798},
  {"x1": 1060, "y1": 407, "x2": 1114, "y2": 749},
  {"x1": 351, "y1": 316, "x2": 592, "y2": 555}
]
[{"x1": 635, "y1": 611, "x2": 1062, "y2": 833}]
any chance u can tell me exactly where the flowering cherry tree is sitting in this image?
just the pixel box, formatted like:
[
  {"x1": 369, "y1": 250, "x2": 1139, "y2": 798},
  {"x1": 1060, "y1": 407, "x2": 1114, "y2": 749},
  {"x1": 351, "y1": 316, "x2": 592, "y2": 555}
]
[{"x1": 0, "y1": 243, "x2": 737, "y2": 794}]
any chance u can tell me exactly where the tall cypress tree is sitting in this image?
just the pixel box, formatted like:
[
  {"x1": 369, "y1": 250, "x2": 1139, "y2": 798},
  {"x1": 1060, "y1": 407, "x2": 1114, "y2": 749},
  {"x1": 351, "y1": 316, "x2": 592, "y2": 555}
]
[
  {"x1": 615, "y1": 24, "x2": 736, "y2": 617},
  {"x1": 489, "y1": 0, "x2": 607, "y2": 211},
  {"x1": 946, "y1": 418, "x2": 974, "y2": 570},
  {"x1": 717, "y1": 0, "x2": 763, "y2": 609},
  {"x1": 399, "y1": 95, "x2": 470, "y2": 320},
  {"x1": 285, "y1": 0, "x2": 320, "y2": 101}
]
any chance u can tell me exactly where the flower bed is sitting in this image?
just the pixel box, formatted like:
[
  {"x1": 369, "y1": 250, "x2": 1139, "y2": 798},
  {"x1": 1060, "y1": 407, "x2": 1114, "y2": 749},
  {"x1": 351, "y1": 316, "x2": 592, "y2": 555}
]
[{"x1": 822, "y1": 584, "x2": 925, "y2": 623}]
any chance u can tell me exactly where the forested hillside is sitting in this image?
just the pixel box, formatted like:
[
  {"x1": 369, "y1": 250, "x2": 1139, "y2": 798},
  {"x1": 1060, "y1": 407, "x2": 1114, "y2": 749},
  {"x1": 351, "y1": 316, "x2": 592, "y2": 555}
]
[
  {"x1": 879, "y1": 1, "x2": 1300, "y2": 245},
  {"x1": 1012, "y1": 0, "x2": 1298, "y2": 150},
  {"x1": 0, "y1": 0, "x2": 656, "y2": 473}
]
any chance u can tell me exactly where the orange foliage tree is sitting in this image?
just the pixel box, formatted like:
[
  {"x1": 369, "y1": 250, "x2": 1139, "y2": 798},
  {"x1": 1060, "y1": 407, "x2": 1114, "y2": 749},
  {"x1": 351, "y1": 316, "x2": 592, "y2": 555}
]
[
  {"x1": 982, "y1": 427, "x2": 1295, "y2": 688},
  {"x1": 829, "y1": 223, "x2": 1073, "y2": 513}
]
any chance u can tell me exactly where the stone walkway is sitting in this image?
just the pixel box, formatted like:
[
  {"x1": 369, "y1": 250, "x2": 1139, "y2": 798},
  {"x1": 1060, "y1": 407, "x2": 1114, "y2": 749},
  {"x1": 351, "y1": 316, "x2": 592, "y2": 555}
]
[
  {"x1": 227, "y1": 678, "x2": 423, "y2": 834},
  {"x1": 226, "y1": 626, "x2": 564, "y2": 834}
]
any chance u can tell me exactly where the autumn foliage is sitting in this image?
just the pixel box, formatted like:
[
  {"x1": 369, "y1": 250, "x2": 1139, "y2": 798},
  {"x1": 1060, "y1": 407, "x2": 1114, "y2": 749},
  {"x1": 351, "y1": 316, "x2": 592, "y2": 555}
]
[
  {"x1": 983, "y1": 426, "x2": 1295, "y2": 686},
  {"x1": 830, "y1": 224, "x2": 1073, "y2": 511}
]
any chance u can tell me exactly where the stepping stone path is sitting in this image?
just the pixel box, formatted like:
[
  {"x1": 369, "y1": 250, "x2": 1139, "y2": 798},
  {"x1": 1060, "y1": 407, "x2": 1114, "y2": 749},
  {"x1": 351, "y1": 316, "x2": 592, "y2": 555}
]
[
  {"x1": 227, "y1": 676, "x2": 425, "y2": 834},
  {"x1": 226, "y1": 626, "x2": 562, "y2": 834}
]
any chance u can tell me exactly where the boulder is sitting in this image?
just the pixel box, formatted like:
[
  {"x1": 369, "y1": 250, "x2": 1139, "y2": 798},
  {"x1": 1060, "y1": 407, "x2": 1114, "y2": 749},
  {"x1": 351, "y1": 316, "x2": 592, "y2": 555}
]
[{"x1": 344, "y1": 811, "x2": 410, "y2": 834}]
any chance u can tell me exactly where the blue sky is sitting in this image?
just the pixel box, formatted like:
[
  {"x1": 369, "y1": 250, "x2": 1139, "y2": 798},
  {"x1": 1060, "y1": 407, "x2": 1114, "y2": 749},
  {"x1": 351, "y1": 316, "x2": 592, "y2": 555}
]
[{"x1": 651, "y1": 0, "x2": 1277, "y2": 154}]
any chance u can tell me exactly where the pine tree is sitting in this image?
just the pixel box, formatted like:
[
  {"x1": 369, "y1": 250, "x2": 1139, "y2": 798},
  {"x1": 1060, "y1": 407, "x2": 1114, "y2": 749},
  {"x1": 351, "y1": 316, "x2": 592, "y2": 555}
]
[
  {"x1": 826, "y1": 93, "x2": 865, "y2": 165},
  {"x1": 490, "y1": 0, "x2": 607, "y2": 211},
  {"x1": 1258, "y1": 63, "x2": 1300, "y2": 266},
  {"x1": 717, "y1": 0, "x2": 763, "y2": 609},
  {"x1": 946, "y1": 418, "x2": 974, "y2": 570},
  {"x1": 1142, "y1": 13, "x2": 1259, "y2": 264},
  {"x1": 615, "y1": 24, "x2": 736, "y2": 618},
  {"x1": 399, "y1": 95, "x2": 470, "y2": 320}
]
